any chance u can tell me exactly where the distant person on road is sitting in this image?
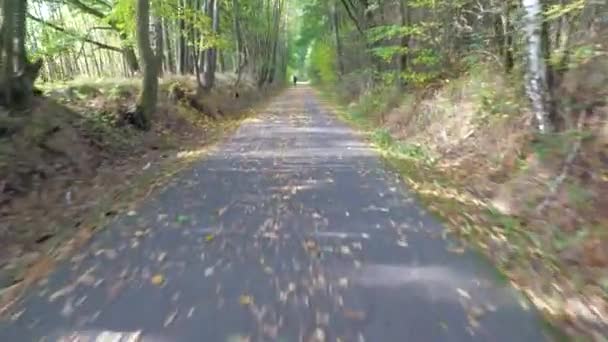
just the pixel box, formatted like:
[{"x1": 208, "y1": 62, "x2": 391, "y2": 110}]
[{"x1": 293, "y1": 75, "x2": 298, "y2": 86}]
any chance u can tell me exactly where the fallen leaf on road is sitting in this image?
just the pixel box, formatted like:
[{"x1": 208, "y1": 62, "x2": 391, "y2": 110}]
[
  {"x1": 217, "y1": 205, "x2": 229, "y2": 217},
  {"x1": 343, "y1": 309, "x2": 366, "y2": 321},
  {"x1": 239, "y1": 295, "x2": 253, "y2": 305},
  {"x1": 60, "y1": 297, "x2": 74, "y2": 317},
  {"x1": 157, "y1": 252, "x2": 167, "y2": 262},
  {"x1": 95, "y1": 249, "x2": 117, "y2": 260},
  {"x1": 447, "y1": 246, "x2": 466, "y2": 254},
  {"x1": 164, "y1": 309, "x2": 178, "y2": 327},
  {"x1": 204, "y1": 267, "x2": 214, "y2": 277},
  {"x1": 457, "y1": 288, "x2": 471, "y2": 300},
  {"x1": 49, "y1": 285, "x2": 75, "y2": 302},
  {"x1": 226, "y1": 334, "x2": 251, "y2": 342},
  {"x1": 151, "y1": 274, "x2": 164, "y2": 286},
  {"x1": 310, "y1": 328, "x2": 326, "y2": 342}
]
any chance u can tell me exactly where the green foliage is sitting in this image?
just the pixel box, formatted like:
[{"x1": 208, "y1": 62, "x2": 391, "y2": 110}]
[
  {"x1": 372, "y1": 128, "x2": 432, "y2": 161},
  {"x1": 366, "y1": 25, "x2": 424, "y2": 44},
  {"x1": 34, "y1": 27, "x2": 80, "y2": 59},
  {"x1": 474, "y1": 86, "x2": 520, "y2": 125},
  {"x1": 81, "y1": 109, "x2": 141, "y2": 151},
  {"x1": 544, "y1": 0, "x2": 586, "y2": 21},
  {"x1": 108, "y1": 0, "x2": 136, "y2": 42},
  {"x1": 411, "y1": 49, "x2": 440, "y2": 66},
  {"x1": 401, "y1": 70, "x2": 439, "y2": 86},
  {"x1": 308, "y1": 40, "x2": 337, "y2": 85},
  {"x1": 372, "y1": 128, "x2": 394, "y2": 149},
  {"x1": 370, "y1": 46, "x2": 408, "y2": 62},
  {"x1": 351, "y1": 89, "x2": 388, "y2": 119}
]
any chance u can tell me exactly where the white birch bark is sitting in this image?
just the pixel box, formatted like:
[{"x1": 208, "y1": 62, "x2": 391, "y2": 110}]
[{"x1": 522, "y1": 0, "x2": 552, "y2": 133}]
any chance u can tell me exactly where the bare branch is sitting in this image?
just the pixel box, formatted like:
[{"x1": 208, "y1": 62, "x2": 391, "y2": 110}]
[
  {"x1": 339, "y1": 0, "x2": 364, "y2": 35},
  {"x1": 28, "y1": 14, "x2": 122, "y2": 52}
]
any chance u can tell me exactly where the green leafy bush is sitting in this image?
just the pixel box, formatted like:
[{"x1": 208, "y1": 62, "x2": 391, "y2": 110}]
[{"x1": 308, "y1": 40, "x2": 337, "y2": 85}]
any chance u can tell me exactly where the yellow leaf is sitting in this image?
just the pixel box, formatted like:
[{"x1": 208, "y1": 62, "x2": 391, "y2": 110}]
[
  {"x1": 151, "y1": 274, "x2": 164, "y2": 286},
  {"x1": 205, "y1": 234, "x2": 215, "y2": 242},
  {"x1": 239, "y1": 295, "x2": 253, "y2": 305}
]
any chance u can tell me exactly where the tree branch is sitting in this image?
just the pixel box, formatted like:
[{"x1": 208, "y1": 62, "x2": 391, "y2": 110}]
[
  {"x1": 64, "y1": 0, "x2": 105, "y2": 19},
  {"x1": 339, "y1": 0, "x2": 364, "y2": 35},
  {"x1": 28, "y1": 14, "x2": 123, "y2": 53},
  {"x1": 91, "y1": 0, "x2": 112, "y2": 10}
]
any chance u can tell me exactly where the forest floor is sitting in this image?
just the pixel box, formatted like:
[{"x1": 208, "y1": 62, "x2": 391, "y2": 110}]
[
  {"x1": 324, "y1": 63, "x2": 608, "y2": 340},
  {"x1": 0, "y1": 74, "x2": 277, "y2": 315},
  {"x1": 0, "y1": 85, "x2": 553, "y2": 341}
]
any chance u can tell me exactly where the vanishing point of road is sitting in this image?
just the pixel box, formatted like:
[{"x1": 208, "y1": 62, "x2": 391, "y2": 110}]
[{"x1": 0, "y1": 86, "x2": 548, "y2": 341}]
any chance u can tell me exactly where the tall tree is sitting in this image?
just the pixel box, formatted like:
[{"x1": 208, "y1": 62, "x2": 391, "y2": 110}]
[
  {"x1": 202, "y1": 0, "x2": 219, "y2": 90},
  {"x1": 398, "y1": 0, "x2": 411, "y2": 88},
  {"x1": 522, "y1": 0, "x2": 552, "y2": 133},
  {"x1": 331, "y1": 0, "x2": 345, "y2": 77},
  {"x1": 1, "y1": 0, "x2": 42, "y2": 107},
  {"x1": 1, "y1": 0, "x2": 17, "y2": 105},
  {"x1": 134, "y1": 0, "x2": 161, "y2": 130}
]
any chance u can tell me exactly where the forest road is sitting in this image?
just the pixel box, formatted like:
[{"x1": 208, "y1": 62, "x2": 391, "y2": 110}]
[{"x1": 0, "y1": 86, "x2": 549, "y2": 341}]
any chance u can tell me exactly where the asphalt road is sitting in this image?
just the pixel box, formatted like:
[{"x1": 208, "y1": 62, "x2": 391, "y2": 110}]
[{"x1": 0, "y1": 86, "x2": 548, "y2": 342}]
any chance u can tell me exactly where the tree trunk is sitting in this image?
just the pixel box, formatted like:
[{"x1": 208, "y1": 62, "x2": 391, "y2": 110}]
[
  {"x1": 123, "y1": 46, "x2": 139, "y2": 74},
  {"x1": 1, "y1": 0, "x2": 16, "y2": 105},
  {"x1": 156, "y1": 17, "x2": 164, "y2": 77},
  {"x1": 267, "y1": 1, "x2": 281, "y2": 84},
  {"x1": 178, "y1": 0, "x2": 187, "y2": 74},
  {"x1": 203, "y1": 0, "x2": 219, "y2": 90},
  {"x1": 501, "y1": 0, "x2": 515, "y2": 73},
  {"x1": 163, "y1": 18, "x2": 175, "y2": 73},
  {"x1": 522, "y1": 0, "x2": 552, "y2": 133},
  {"x1": 135, "y1": 0, "x2": 159, "y2": 130},
  {"x1": 332, "y1": 0, "x2": 345, "y2": 77},
  {"x1": 232, "y1": 0, "x2": 243, "y2": 73},
  {"x1": 14, "y1": 0, "x2": 27, "y2": 71},
  {"x1": 233, "y1": 0, "x2": 248, "y2": 88},
  {"x1": 398, "y1": 0, "x2": 411, "y2": 88}
]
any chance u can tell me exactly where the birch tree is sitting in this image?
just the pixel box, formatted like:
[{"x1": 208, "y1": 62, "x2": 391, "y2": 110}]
[{"x1": 522, "y1": 0, "x2": 552, "y2": 133}]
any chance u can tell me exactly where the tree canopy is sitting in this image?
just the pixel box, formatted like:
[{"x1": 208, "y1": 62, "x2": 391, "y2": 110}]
[{"x1": 0, "y1": 0, "x2": 606, "y2": 131}]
